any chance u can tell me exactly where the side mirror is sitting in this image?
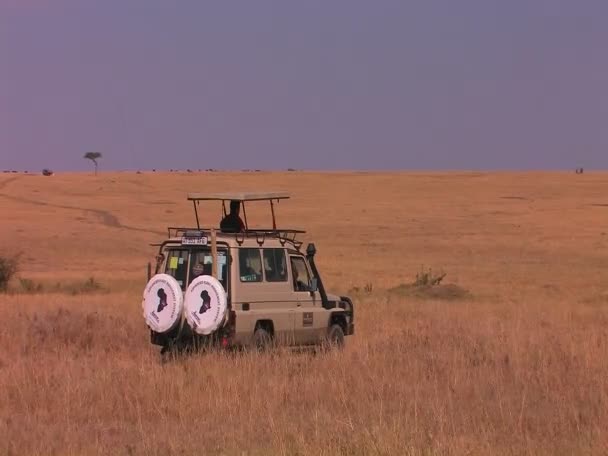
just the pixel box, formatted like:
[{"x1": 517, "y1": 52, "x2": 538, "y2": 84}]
[{"x1": 309, "y1": 277, "x2": 318, "y2": 293}]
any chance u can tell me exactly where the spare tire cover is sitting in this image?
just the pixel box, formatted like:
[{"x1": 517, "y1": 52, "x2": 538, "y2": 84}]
[
  {"x1": 142, "y1": 274, "x2": 183, "y2": 333},
  {"x1": 184, "y1": 275, "x2": 227, "y2": 335}
]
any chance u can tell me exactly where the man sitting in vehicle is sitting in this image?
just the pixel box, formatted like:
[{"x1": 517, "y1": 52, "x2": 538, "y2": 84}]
[
  {"x1": 292, "y1": 265, "x2": 309, "y2": 292},
  {"x1": 220, "y1": 200, "x2": 245, "y2": 233}
]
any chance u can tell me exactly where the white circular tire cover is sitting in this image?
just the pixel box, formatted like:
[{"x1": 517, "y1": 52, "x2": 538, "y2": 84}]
[
  {"x1": 142, "y1": 274, "x2": 184, "y2": 334},
  {"x1": 184, "y1": 275, "x2": 227, "y2": 336}
]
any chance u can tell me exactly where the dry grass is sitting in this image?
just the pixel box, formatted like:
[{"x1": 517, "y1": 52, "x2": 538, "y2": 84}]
[{"x1": 1, "y1": 171, "x2": 608, "y2": 455}]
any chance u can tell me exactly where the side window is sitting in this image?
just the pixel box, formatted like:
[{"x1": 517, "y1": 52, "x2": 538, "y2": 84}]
[
  {"x1": 165, "y1": 249, "x2": 189, "y2": 289},
  {"x1": 239, "y1": 248, "x2": 262, "y2": 282},
  {"x1": 263, "y1": 249, "x2": 287, "y2": 282},
  {"x1": 290, "y1": 256, "x2": 311, "y2": 292}
]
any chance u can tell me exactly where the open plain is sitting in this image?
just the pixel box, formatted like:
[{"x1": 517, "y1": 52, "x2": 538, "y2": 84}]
[{"x1": 0, "y1": 171, "x2": 607, "y2": 455}]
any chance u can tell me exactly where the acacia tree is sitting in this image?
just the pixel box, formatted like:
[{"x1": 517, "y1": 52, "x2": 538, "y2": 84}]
[{"x1": 84, "y1": 152, "x2": 102, "y2": 176}]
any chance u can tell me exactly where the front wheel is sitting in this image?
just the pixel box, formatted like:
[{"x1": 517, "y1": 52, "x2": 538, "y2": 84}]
[{"x1": 322, "y1": 324, "x2": 345, "y2": 350}]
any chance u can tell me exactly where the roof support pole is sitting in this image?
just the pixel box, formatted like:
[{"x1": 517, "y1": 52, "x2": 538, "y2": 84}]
[
  {"x1": 193, "y1": 200, "x2": 200, "y2": 229},
  {"x1": 211, "y1": 228, "x2": 217, "y2": 279},
  {"x1": 270, "y1": 199, "x2": 276, "y2": 230},
  {"x1": 242, "y1": 202, "x2": 248, "y2": 230}
]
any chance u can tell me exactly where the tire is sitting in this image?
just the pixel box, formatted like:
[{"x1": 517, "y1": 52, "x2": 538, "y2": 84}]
[
  {"x1": 323, "y1": 324, "x2": 345, "y2": 350},
  {"x1": 253, "y1": 327, "x2": 273, "y2": 351}
]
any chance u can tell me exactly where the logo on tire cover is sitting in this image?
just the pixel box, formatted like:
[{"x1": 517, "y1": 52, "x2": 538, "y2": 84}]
[
  {"x1": 199, "y1": 290, "x2": 211, "y2": 314},
  {"x1": 157, "y1": 288, "x2": 168, "y2": 312}
]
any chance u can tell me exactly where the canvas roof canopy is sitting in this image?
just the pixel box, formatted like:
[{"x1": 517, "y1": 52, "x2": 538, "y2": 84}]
[
  {"x1": 187, "y1": 192, "x2": 290, "y2": 202},
  {"x1": 186, "y1": 191, "x2": 291, "y2": 230}
]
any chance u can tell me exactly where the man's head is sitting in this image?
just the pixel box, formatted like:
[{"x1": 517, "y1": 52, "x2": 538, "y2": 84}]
[
  {"x1": 192, "y1": 262, "x2": 205, "y2": 277},
  {"x1": 229, "y1": 200, "x2": 240, "y2": 215}
]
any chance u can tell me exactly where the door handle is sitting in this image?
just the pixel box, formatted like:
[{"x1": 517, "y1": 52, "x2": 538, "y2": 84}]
[{"x1": 296, "y1": 303, "x2": 301, "y2": 307}]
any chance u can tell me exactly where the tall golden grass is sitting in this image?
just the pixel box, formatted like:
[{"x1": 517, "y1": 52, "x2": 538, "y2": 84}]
[{"x1": 1, "y1": 171, "x2": 607, "y2": 455}]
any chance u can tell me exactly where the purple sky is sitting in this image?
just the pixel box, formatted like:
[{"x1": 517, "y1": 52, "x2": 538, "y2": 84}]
[{"x1": 1, "y1": 1, "x2": 607, "y2": 171}]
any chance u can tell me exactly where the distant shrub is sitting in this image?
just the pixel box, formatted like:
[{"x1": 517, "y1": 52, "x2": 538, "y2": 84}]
[
  {"x1": 413, "y1": 266, "x2": 446, "y2": 287},
  {"x1": 389, "y1": 266, "x2": 469, "y2": 301},
  {"x1": 349, "y1": 282, "x2": 374, "y2": 295},
  {"x1": 60, "y1": 277, "x2": 104, "y2": 295},
  {"x1": 19, "y1": 278, "x2": 44, "y2": 293},
  {"x1": 13, "y1": 276, "x2": 105, "y2": 295},
  {"x1": 47, "y1": 277, "x2": 106, "y2": 295},
  {"x1": 0, "y1": 253, "x2": 20, "y2": 292}
]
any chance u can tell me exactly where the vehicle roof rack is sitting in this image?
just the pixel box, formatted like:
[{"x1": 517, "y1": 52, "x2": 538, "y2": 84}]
[{"x1": 165, "y1": 226, "x2": 305, "y2": 249}]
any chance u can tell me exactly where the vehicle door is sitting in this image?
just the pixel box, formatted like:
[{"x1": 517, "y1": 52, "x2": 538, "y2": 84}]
[
  {"x1": 232, "y1": 247, "x2": 296, "y2": 344},
  {"x1": 289, "y1": 254, "x2": 323, "y2": 344}
]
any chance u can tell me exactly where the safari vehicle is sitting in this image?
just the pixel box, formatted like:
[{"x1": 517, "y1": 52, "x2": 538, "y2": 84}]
[{"x1": 141, "y1": 192, "x2": 354, "y2": 353}]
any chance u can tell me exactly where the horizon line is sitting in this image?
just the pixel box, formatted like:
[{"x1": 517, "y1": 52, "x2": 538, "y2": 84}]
[{"x1": 1, "y1": 167, "x2": 601, "y2": 175}]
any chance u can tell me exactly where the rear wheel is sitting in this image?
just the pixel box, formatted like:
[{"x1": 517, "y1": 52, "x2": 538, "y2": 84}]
[{"x1": 253, "y1": 327, "x2": 273, "y2": 351}]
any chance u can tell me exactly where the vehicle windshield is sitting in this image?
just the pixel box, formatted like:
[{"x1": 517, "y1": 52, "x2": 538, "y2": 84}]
[{"x1": 164, "y1": 247, "x2": 228, "y2": 291}]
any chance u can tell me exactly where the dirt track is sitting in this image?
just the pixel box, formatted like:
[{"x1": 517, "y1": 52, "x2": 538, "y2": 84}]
[{"x1": 0, "y1": 175, "x2": 163, "y2": 235}]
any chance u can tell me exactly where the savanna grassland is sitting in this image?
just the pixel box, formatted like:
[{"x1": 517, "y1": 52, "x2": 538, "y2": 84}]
[{"x1": 0, "y1": 171, "x2": 607, "y2": 455}]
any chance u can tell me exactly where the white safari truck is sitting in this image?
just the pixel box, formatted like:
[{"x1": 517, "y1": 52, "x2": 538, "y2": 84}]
[{"x1": 141, "y1": 192, "x2": 355, "y2": 354}]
